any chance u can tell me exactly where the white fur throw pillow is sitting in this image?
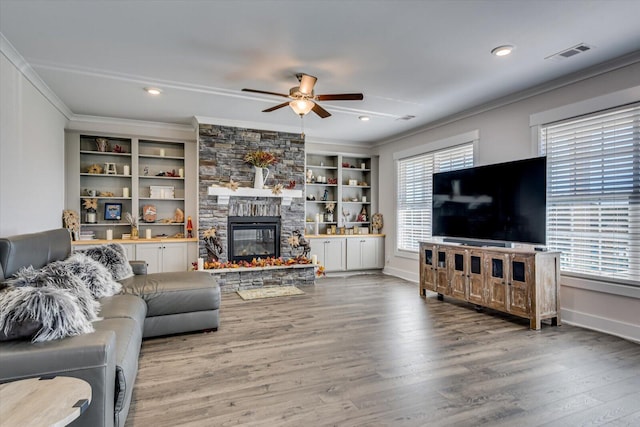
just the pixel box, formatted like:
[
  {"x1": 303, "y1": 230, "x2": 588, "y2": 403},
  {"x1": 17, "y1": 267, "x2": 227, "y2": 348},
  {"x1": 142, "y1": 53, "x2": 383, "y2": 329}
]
[
  {"x1": 65, "y1": 253, "x2": 122, "y2": 298},
  {"x1": 81, "y1": 244, "x2": 134, "y2": 281},
  {"x1": 0, "y1": 286, "x2": 94, "y2": 342},
  {"x1": 6, "y1": 264, "x2": 100, "y2": 322}
]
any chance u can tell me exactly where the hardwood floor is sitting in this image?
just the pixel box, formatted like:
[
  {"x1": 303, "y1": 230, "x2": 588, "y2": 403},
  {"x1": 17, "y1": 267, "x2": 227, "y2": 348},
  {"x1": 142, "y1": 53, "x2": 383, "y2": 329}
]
[{"x1": 126, "y1": 274, "x2": 640, "y2": 427}]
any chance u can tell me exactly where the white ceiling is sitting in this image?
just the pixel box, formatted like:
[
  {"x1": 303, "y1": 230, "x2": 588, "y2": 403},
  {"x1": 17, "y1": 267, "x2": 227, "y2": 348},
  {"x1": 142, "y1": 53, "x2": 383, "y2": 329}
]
[{"x1": 2, "y1": 0, "x2": 640, "y2": 146}]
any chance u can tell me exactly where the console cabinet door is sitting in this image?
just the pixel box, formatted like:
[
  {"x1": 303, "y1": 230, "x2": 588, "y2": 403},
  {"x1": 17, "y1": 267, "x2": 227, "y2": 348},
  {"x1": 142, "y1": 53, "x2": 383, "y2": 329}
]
[
  {"x1": 449, "y1": 248, "x2": 467, "y2": 300},
  {"x1": 435, "y1": 249, "x2": 449, "y2": 294},
  {"x1": 467, "y1": 250, "x2": 485, "y2": 305},
  {"x1": 507, "y1": 254, "x2": 533, "y2": 318},
  {"x1": 486, "y1": 252, "x2": 508, "y2": 311},
  {"x1": 420, "y1": 244, "x2": 437, "y2": 295}
]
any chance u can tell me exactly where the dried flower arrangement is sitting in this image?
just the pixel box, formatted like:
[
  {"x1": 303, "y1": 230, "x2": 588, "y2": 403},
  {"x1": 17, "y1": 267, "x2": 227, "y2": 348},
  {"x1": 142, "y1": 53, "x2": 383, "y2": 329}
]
[
  {"x1": 83, "y1": 198, "x2": 97, "y2": 211},
  {"x1": 244, "y1": 150, "x2": 277, "y2": 168},
  {"x1": 124, "y1": 212, "x2": 138, "y2": 227},
  {"x1": 325, "y1": 202, "x2": 336, "y2": 213}
]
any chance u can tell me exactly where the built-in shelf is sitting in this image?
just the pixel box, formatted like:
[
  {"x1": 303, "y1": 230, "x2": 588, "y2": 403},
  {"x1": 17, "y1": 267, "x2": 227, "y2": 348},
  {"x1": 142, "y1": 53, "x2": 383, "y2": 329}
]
[{"x1": 208, "y1": 186, "x2": 303, "y2": 206}]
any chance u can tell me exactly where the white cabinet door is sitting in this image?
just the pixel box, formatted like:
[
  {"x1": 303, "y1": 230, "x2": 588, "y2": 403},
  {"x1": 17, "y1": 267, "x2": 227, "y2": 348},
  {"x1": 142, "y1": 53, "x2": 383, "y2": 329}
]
[
  {"x1": 310, "y1": 238, "x2": 346, "y2": 272},
  {"x1": 135, "y1": 244, "x2": 163, "y2": 274},
  {"x1": 324, "y1": 238, "x2": 346, "y2": 272},
  {"x1": 161, "y1": 242, "x2": 188, "y2": 272},
  {"x1": 347, "y1": 237, "x2": 384, "y2": 270},
  {"x1": 136, "y1": 242, "x2": 188, "y2": 273},
  {"x1": 346, "y1": 238, "x2": 364, "y2": 270}
]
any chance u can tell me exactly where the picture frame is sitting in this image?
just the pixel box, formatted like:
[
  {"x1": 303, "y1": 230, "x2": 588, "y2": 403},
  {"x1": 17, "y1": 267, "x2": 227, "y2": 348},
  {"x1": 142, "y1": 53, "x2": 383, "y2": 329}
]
[{"x1": 104, "y1": 203, "x2": 122, "y2": 221}]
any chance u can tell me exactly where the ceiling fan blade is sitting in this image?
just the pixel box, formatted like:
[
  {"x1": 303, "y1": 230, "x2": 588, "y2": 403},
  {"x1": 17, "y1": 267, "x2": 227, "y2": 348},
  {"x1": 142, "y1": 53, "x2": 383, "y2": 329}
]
[
  {"x1": 312, "y1": 103, "x2": 332, "y2": 118},
  {"x1": 242, "y1": 88, "x2": 289, "y2": 98},
  {"x1": 298, "y1": 74, "x2": 317, "y2": 95},
  {"x1": 316, "y1": 93, "x2": 364, "y2": 101},
  {"x1": 262, "y1": 102, "x2": 290, "y2": 113}
]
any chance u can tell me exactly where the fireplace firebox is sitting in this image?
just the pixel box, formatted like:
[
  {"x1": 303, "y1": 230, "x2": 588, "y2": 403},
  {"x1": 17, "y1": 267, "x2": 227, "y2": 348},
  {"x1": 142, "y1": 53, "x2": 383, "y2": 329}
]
[{"x1": 228, "y1": 216, "x2": 281, "y2": 262}]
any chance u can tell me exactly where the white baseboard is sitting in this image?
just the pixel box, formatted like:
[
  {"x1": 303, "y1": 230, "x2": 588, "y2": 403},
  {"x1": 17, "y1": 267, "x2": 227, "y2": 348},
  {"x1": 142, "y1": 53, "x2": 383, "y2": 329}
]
[
  {"x1": 382, "y1": 266, "x2": 418, "y2": 283},
  {"x1": 561, "y1": 308, "x2": 640, "y2": 344}
]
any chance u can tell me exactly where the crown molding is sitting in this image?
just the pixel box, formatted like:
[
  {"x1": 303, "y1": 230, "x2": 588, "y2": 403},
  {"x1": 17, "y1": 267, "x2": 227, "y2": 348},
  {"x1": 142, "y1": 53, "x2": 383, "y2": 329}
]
[
  {"x1": 374, "y1": 50, "x2": 640, "y2": 148},
  {"x1": 67, "y1": 115, "x2": 196, "y2": 141},
  {"x1": 0, "y1": 32, "x2": 73, "y2": 119}
]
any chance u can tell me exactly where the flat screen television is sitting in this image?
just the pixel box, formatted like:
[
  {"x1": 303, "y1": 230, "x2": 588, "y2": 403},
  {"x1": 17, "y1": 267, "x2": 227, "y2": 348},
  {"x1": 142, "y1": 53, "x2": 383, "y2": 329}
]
[{"x1": 432, "y1": 157, "x2": 546, "y2": 245}]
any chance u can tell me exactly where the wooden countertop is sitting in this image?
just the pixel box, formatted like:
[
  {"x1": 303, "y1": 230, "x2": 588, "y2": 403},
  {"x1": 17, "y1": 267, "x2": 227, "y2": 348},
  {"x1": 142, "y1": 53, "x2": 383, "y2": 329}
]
[
  {"x1": 72, "y1": 237, "x2": 198, "y2": 245},
  {"x1": 306, "y1": 234, "x2": 385, "y2": 239}
]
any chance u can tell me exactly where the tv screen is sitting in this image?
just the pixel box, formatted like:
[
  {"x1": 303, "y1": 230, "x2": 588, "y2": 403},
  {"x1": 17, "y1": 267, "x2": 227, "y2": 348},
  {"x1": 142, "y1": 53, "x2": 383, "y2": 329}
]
[{"x1": 432, "y1": 157, "x2": 546, "y2": 245}]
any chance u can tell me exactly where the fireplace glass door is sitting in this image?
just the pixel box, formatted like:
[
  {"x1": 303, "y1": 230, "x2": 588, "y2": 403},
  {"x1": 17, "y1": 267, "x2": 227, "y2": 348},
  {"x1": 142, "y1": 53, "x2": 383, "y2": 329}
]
[{"x1": 228, "y1": 216, "x2": 281, "y2": 262}]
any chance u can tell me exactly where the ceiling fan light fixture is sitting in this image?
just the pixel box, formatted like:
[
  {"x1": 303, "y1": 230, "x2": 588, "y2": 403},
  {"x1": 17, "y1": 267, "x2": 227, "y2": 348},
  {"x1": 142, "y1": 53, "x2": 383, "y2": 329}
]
[
  {"x1": 289, "y1": 99, "x2": 314, "y2": 116},
  {"x1": 144, "y1": 87, "x2": 162, "y2": 95},
  {"x1": 491, "y1": 45, "x2": 514, "y2": 57}
]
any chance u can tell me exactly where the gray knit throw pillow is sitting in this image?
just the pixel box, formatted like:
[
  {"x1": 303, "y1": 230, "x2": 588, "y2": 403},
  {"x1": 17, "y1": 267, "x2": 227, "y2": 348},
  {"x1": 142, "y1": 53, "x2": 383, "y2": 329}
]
[
  {"x1": 81, "y1": 243, "x2": 134, "y2": 281},
  {"x1": 65, "y1": 253, "x2": 122, "y2": 298},
  {"x1": 0, "y1": 286, "x2": 94, "y2": 342}
]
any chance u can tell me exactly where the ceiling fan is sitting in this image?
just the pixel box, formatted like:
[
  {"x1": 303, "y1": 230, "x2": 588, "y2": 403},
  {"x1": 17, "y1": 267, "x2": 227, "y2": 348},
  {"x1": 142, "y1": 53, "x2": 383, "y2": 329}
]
[{"x1": 242, "y1": 73, "x2": 363, "y2": 118}]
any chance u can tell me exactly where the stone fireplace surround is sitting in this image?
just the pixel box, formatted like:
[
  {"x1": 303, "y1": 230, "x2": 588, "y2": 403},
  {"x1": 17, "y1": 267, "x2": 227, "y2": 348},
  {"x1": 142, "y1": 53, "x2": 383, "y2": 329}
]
[{"x1": 198, "y1": 124, "x2": 309, "y2": 291}]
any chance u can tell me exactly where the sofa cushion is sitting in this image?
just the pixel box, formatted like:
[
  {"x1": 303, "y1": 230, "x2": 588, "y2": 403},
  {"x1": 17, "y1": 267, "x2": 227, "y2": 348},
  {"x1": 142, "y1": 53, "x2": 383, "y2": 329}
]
[
  {"x1": 93, "y1": 318, "x2": 142, "y2": 415},
  {"x1": 0, "y1": 286, "x2": 94, "y2": 342},
  {"x1": 65, "y1": 252, "x2": 122, "y2": 298},
  {"x1": 81, "y1": 243, "x2": 134, "y2": 281},
  {"x1": 120, "y1": 271, "x2": 220, "y2": 317},
  {"x1": 98, "y1": 294, "x2": 147, "y2": 331}
]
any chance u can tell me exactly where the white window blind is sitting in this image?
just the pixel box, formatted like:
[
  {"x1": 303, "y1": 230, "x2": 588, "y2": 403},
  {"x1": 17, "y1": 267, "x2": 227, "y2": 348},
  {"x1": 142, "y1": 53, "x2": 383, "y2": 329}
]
[
  {"x1": 397, "y1": 143, "x2": 474, "y2": 252},
  {"x1": 540, "y1": 102, "x2": 640, "y2": 284}
]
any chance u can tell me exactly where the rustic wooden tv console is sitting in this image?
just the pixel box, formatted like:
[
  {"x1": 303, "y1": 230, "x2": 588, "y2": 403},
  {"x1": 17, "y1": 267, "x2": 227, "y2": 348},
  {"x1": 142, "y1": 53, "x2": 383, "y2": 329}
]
[{"x1": 419, "y1": 241, "x2": 561, "y2": 330}]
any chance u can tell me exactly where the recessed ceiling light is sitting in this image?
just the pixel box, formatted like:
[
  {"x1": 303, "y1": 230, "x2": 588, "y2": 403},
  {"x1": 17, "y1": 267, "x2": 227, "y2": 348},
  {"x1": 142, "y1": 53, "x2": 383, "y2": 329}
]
[
  {"x1": 144, "y1": 87, "x2": 162, "y2": 95},
  {"x1": 358, "y1": 116, "x2": 370, "y2": 121},
  {"x1": 491, "y1": 45, "x2": 514, "y2": 57}
]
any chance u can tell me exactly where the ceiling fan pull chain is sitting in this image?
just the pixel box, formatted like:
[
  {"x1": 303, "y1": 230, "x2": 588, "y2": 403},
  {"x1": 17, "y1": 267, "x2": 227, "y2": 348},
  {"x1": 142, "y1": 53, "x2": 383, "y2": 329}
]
[{"x1": 300, "y1": 115, "x2": 305, "y2": 139}]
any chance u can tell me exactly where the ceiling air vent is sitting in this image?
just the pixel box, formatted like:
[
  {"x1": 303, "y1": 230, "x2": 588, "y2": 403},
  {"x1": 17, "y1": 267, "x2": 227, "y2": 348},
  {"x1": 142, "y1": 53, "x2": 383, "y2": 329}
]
[
  {"x1": 546, "y1": 43, "x2": 593, "y2": 61},
  {"x1": 396, "y1": 115, "x2": 416, "y2": 121}
]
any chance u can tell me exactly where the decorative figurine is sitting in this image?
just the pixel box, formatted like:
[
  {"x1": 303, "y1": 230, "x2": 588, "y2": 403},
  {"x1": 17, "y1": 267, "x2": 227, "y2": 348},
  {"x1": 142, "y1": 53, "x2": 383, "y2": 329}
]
[
  {"x1": 186, "y1": 216, "x2": 193, "y2": 238},
  {"x1": 357, "y1": 206, "x2": 368, "y2": 222}
]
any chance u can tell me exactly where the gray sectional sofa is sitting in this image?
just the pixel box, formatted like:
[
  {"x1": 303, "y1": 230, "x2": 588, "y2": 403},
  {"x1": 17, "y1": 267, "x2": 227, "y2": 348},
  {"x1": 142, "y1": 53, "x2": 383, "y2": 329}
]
[{"x1": 0, "y1": 228, "x2": 220, "y2": 427}]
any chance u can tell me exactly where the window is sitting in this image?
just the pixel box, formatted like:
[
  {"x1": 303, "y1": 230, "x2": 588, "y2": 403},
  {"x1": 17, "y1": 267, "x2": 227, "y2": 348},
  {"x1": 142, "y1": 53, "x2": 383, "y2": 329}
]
[
  {"x1": 396, "y1": 143, "x2": 474, "y2": 253},
  {"x1": 540, "y1": 102, "x2": 640, "y2": 284}
]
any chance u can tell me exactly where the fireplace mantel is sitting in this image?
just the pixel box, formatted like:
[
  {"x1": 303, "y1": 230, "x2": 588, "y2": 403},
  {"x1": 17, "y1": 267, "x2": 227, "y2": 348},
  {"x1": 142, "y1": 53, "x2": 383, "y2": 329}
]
[{"x1": 208, "y1": 186, "x2": 303, "y2": 206}]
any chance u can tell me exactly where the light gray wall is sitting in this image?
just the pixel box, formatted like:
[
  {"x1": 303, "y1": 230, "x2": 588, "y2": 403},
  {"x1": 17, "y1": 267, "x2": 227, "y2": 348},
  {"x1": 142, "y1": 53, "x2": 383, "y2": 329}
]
[
  {"x1": 375, "y1": 60, "x2": 640, "y2": 342},
  {"x1": 0, "y1": 52, "x2": 68, "y2": 236}
]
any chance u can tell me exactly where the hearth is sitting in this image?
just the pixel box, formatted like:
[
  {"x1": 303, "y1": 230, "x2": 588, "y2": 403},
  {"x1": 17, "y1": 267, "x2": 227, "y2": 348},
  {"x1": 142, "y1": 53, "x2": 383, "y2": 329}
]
[{"x1": 228, "y1": 216, "x2": 281, "y2": 262}]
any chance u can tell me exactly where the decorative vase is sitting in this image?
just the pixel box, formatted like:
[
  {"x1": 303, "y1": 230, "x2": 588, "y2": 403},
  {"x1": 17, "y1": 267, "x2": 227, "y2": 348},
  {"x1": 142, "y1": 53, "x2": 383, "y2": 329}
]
[
  {"x1": 131, "y1": 225, "x2": 139, "y2": 240},
  {"x1": 85, "y1": 208, "x2": 97, "y2": 224},
  {"x1": 253, "y1": 166, "x2": 270, "y2": 189}
]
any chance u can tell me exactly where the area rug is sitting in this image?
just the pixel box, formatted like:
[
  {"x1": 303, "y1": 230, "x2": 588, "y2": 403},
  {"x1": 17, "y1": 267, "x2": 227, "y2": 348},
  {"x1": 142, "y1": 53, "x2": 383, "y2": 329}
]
[{"x1": 237, "y1": 286, "x2": 305, "y2": 300}]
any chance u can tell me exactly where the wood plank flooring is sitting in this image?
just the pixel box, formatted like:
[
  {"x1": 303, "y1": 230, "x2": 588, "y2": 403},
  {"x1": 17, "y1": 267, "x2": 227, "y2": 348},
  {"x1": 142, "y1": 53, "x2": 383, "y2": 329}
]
[{"x1": 125, "y1": 274, "x2": 640, "y2": 427}]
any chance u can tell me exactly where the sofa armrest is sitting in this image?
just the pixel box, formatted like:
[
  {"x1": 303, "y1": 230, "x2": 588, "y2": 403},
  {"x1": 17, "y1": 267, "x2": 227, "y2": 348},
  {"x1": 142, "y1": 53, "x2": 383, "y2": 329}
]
[
  {"x1": 0, "y1": 329, "x2": 117, "y2": 427},
  {"x1": 129, "y1": 260, "x2": 147, "y2": 275}
]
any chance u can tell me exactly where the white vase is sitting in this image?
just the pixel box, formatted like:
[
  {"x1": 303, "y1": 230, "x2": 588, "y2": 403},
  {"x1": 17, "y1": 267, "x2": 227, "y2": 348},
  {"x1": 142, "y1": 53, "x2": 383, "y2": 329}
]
[{"x1": 253, "y1": 166, "x2": 269, "y2": 189}]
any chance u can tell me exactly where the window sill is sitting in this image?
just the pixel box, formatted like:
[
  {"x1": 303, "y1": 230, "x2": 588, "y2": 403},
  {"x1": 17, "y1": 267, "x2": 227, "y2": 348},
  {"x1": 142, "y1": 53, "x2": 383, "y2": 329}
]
[{"x1": 561, "y1": 273, "x2": 640, "y2": 299}]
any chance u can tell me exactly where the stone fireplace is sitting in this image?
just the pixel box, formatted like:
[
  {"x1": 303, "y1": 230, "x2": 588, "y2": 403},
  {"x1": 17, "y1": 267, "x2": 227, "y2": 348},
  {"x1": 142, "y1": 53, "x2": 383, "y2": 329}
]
[{"x1": 198, "y1": 124, "x2": 305, "y2": 263}]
